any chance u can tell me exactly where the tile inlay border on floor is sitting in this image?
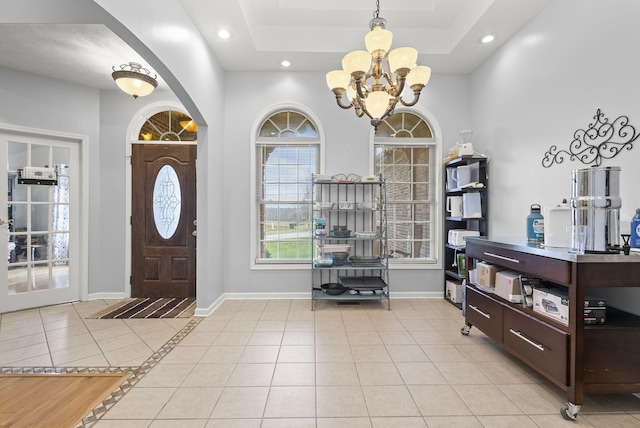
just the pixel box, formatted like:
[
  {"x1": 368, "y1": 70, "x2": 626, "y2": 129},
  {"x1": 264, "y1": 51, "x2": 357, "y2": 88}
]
[{"x1": 1, "y1": 316, "x2": 202, "y2": 428}]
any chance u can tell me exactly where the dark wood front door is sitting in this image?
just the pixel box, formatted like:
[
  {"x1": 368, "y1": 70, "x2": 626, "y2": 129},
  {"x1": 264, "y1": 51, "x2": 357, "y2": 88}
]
[{"x1": 132, "y1": 144, "x2": 196, "y2": 297}]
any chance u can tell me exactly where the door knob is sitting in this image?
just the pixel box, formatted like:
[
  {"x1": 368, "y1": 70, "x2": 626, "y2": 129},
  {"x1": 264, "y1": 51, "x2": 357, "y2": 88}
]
[{"x1": 192, "y1": 230, "x2": 197, "y2": 237}]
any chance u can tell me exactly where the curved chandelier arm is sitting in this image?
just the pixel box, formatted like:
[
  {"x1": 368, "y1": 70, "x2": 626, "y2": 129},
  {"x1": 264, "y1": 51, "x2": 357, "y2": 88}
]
[
  {"x1": 382, "y1": 72, "x2": 395, "y2": 91},
  {"x1": 353, "y1": 101, "x2": 366, "y2": 118},
  {"x1": 399, "y1": 85, "x2": 424, "y2": 107},
  {"x1": 332, "y1": 88, "x2": 354, "y2": 110},
  {"x1": 352, "y1": 72, "x2": 368, "y2": 99},
  {"x1": 391, "y1": 69, "x2": 410, "y2": 97}
]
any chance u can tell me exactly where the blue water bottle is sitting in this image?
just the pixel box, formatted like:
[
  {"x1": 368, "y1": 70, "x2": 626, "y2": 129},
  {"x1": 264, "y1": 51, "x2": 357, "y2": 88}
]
[
  {"x1": 631, "y1": 209, "x2": 640, "y2": 248},
  {"x1": 527, "y1": 204, "x2": 544, "y2": 243}
]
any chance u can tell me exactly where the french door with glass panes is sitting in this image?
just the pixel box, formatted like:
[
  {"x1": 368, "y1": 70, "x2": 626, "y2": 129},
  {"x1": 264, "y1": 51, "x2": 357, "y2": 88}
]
[{"x1": 1, "y1": 133, "x2": 80, "y2": 313}]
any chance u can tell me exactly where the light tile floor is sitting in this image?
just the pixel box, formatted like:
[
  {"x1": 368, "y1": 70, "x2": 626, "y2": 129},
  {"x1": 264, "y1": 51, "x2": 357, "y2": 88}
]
[{"x1": 2, "y1": 298, "x2": 640, "y2": 427}]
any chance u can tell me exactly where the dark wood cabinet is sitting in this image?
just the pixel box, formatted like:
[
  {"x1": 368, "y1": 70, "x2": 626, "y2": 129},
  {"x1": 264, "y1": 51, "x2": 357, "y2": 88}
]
[
  {"x1": 463, "y1": 237, "x2": 640, "y2": 420},
  {"x1": 465, "y1": 286, "x2": 503, "y2": 342},
  {"x1": 502, "y1": 307, "x2": 568, "y2": 386}
]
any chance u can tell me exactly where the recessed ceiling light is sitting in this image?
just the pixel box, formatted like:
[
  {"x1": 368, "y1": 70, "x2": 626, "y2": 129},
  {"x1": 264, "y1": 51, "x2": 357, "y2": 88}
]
[
  {"x1": 480, "y1": 34, "x2": 496, "y2": 44},
  {"x1": 280, "y1": 60, "x2": 292, "y2": 68},
  {"x1": 216, "y1": 28, "x2": 232, "y2": 40}
]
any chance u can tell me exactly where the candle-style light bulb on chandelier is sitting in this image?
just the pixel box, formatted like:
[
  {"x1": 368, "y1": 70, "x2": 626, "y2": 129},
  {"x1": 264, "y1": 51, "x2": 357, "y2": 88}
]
[
  {"x1": 111, "y1": 62, "x2": 158, "y2": 99},
  {"x1": 325, "y1": 0, "x2": 431, "y2": 128}
]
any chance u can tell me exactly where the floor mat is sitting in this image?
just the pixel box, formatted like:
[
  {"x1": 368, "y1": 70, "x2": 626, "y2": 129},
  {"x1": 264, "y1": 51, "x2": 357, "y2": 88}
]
[{"x1": 88, "y1": 297, "x2": 195, "y2": 319}]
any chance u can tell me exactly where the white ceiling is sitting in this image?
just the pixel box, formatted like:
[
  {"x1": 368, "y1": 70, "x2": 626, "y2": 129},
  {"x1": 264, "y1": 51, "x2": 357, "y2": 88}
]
[{"x1": 0, "y1": 0, "x2": 551, "y2": 90}]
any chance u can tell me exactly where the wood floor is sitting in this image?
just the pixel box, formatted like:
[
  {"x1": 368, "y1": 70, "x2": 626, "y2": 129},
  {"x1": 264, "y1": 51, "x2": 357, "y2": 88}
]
[{"x1": 0, "y1": 373, "x2": 129, "y2": 428}]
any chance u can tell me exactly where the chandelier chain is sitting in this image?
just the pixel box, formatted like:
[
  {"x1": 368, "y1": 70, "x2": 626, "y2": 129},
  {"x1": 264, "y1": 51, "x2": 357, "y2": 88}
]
[{"x1": 373, "y1": 0, "x2": 380, "y2": 19}]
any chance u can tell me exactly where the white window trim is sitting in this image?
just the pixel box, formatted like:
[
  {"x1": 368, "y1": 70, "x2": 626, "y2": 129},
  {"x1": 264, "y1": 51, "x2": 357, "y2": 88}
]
[
  {"x1": 368, "y1": 106, "x2": 444, "y2": 270},
  {"x1": 250, "y1": 102, "x2": 325, "y2": 270}
]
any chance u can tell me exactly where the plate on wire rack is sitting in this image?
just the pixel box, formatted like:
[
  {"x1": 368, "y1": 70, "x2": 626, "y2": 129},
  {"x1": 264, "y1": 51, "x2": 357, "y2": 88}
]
[
  {"x1": 340, "y1": 276, "x2": 386, "y2": 289},
  {"x1": 349, "y1": 256, "x2": 382, "y2": 267}
]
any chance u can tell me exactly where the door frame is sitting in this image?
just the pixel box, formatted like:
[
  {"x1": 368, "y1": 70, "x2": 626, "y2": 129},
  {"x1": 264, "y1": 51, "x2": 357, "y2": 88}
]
[
  {"x1": 0, "y1": 123, "x2": 89, "y2": 305},
  {"x1": 124, "y1": 101, "x2": 196, "y2": 298}
]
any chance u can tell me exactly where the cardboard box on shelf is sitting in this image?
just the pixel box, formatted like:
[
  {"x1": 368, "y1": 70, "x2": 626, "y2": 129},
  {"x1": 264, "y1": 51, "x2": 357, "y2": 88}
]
[
  {"x1": 532, "y1": 286, "x2": 607, "y2": 325},
  {"x1": 533, "y1": 287, "x2": 569, "y2": 324},
  {"x1": 494, "y1": 270, "x2": 522, "y2": 303},
  {"x1": 446, "y1": 280, "x2": 463, "y2": 303},
  {"x1": 476, "y1": 261, "x2": 505, "y2": 289}
]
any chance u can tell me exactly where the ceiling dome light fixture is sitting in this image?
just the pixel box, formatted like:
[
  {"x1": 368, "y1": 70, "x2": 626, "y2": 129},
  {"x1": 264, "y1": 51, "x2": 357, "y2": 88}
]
[
  {"x1": 111, "y1": 62, "x2": 158, "y2": 99},
  {"x1": 280, "y1": 59, "x2": 292, "y2": 67},
  {"x1": 217, "y1": 28, "x2": 232, "y2": 40},
  {"x1": 326, "y1": 0, "x2": 431, "y2": 128},
  {"x1": 480, "y1": 34, "x2": 496, "y2": 44}
]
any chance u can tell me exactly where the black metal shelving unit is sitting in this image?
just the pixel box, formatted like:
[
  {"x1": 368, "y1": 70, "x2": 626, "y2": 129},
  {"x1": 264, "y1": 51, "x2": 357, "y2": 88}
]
[
  {"x1": 443, "y1": 156, "x2": 488, "y2": 308},
  {"x1": 311, "y1": 175, "x2": 389, "y2": 310}
]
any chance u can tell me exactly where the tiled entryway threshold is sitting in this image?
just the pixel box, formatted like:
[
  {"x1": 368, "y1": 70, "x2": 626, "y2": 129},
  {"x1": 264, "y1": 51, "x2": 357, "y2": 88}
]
[{"x1": 3, "y1": 298, "x2": 640, "y2": 427}]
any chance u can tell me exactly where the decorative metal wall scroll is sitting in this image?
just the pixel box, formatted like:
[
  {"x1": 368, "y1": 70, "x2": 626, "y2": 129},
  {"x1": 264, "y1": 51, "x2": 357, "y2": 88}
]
[{"x1": 542, "y1": 109, "x2": 639, "y2": 167}]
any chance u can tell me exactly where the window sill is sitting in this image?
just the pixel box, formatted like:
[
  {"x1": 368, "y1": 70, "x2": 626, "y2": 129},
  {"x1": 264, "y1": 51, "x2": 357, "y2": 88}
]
[
  {"x1": 250, "y1": 260, "x2": 440, "y2": 271},
  {"x1": 251, "y1": 261, "x2": 310, "y2": 271},
  {"x1": 388, "y1": 260, "x2": 439, "y2": 270}
]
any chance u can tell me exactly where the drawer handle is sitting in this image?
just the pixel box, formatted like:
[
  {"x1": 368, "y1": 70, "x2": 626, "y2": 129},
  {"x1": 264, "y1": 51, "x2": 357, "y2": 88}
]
[
  {"x1": 483, "y1": 252, "x2": 520, "y2": 264},
  {"x1": 509, "y1": 329, "x2": 545, "y2": 351},
  {"x1": 469, "y1": 304, "x2": 491, "y2": 319}
]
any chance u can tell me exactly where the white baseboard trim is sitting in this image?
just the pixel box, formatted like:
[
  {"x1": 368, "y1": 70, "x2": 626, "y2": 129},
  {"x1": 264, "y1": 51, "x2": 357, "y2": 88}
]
[
  {"x1": 87, "y1": 292, "x2": 127, "y2": 301},
  {"x1": 224, "y1": 292, "x2": 310, "y2": 300},
  {"x1": 193, "y1": 291, "x2": 444, "y2": 317},
  {"x1": 85, "y1": 291, "x2": 444, "y2": 317},
  {"x1": 194, "y1": 293, "x2": 226, "y2": 317},
  {"x1": 391, "y1": 291, "x2": 444, "y2": 299}
]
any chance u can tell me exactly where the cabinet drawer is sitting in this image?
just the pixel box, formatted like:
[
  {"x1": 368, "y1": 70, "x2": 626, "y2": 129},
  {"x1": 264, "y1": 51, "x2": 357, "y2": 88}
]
[
  {"x1": 465, "y1": 286, "x2": 503, "y2": 343},
  {"x1": 466, "y1": 243, "x2": 571, "y2": 284},
  {"x1": 503, "y1": 308, "x2": 568, "y2": 385}
]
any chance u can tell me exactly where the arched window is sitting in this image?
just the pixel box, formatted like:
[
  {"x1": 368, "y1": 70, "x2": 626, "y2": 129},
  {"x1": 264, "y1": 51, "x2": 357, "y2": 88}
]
[
  {"x1": 138, "y1": 110, "x2": 197, "y2": 141},
  {"x1": 255, "y1": 109, "x2": 320, "y2": 262},
  {"x1": 373, "y1": 111, "x2": 436, "y2": 262}
]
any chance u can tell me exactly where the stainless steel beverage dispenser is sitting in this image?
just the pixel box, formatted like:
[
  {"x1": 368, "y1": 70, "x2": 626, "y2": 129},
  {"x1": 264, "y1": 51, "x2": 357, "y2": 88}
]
[{"x1": 570, "y1": 166, "x2": 621, "y2": 253}]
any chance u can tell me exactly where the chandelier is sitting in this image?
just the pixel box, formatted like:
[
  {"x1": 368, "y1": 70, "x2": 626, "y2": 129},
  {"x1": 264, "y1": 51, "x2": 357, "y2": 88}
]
[
  {"x1": 325, "y1": 0, "x2": 431, "y2": 128},
  {"x1": 112, "y1": 62, "x2": 158, "y2": 99}
]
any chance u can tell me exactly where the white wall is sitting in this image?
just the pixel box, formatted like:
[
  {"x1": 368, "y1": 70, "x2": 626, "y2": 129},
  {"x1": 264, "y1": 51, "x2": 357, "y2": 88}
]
[
  {"x1": 223, "y1": 71, "x2": 471, "y2": 295},
  {"x1": 94, "y1": 0, "x2": 227, "y2": 312},
  {"x1": 0, "y1": 66, "x2": 103, "y2": 294},
  {"x1": 3, "y1": 1, "x2": 473, "y2": 306},
  {"x1": 471, "y1": 0, "x2": 640, "y2": 236},
  {"x1": 470, "y1": 0, "x2": 640, "y2": 311},
  {"x1": 4, "y1": 0, "x2": 228, "y2": 309}
]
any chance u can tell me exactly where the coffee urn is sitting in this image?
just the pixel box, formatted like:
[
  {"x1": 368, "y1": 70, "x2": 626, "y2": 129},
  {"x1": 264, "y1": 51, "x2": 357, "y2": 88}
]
[{"x1": 570, "y1": 166, "x2": 621, "y2": 253}]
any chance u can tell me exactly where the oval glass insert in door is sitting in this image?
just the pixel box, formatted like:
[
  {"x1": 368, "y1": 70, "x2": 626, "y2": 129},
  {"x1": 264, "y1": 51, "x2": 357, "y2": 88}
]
[{"x1": 153, "y1": 165, "x2": 182, "y2": 239}]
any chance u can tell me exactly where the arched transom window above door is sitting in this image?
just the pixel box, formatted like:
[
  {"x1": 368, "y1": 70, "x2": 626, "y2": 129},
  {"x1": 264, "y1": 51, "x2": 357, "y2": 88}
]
[{"x1": 138, "y1": 110, "x2": 198, "y2": 141}]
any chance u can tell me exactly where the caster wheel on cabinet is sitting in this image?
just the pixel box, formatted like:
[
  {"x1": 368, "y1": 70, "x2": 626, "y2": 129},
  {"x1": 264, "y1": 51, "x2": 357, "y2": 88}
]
[
  {"x1": 460, "y1": 325, "x2": 471, "y2": 336},
  {"x1": 561, "y1": 403, "x2": 579, "y2": 421}
]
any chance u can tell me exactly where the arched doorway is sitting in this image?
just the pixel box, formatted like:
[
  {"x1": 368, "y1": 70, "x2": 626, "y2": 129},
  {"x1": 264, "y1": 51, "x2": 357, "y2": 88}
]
[{"x1": 126, "y1": 103, "x2": 197, "y2": 297}]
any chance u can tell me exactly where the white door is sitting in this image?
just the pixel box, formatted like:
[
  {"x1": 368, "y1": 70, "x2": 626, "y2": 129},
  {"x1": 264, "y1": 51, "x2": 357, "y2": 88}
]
[{"x1": 1, "y1": 132, "x2": 80, "y2": 313}]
